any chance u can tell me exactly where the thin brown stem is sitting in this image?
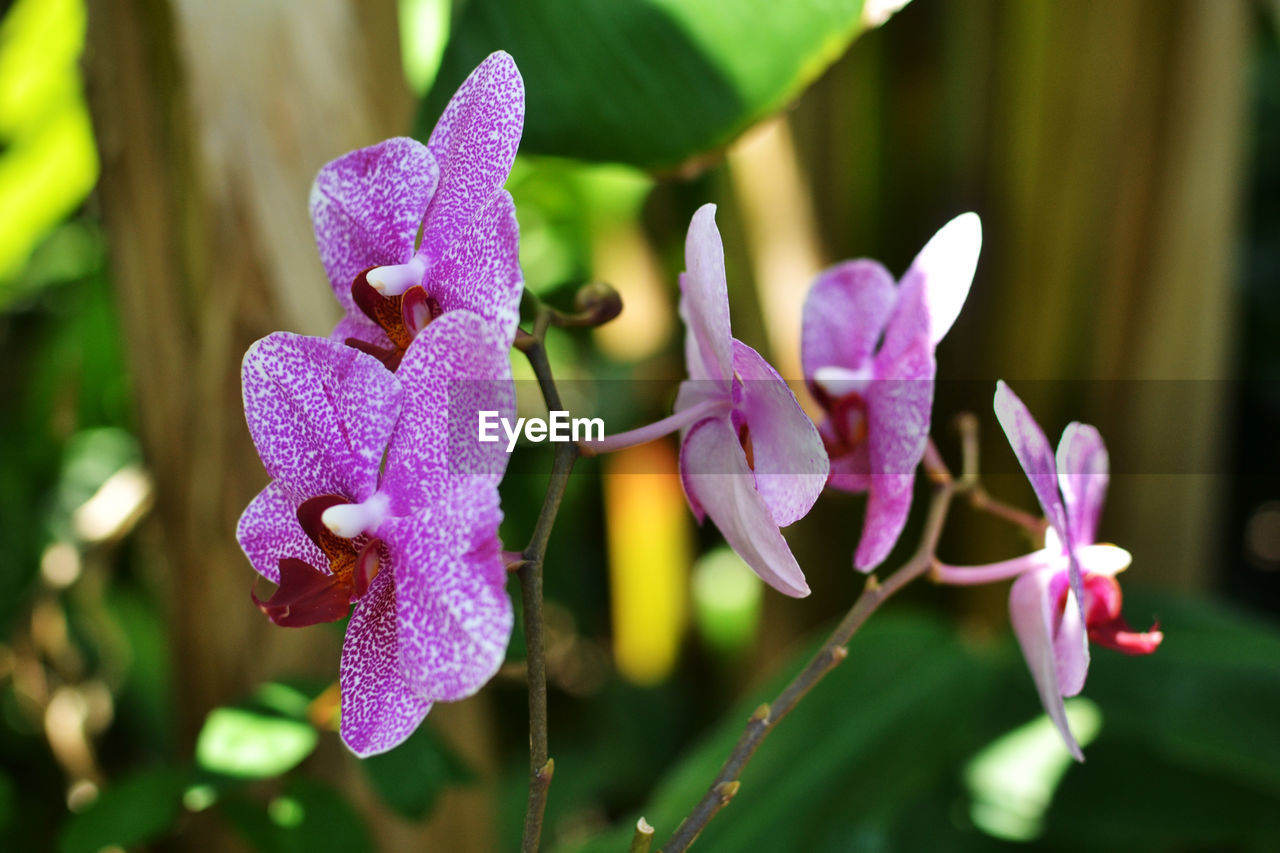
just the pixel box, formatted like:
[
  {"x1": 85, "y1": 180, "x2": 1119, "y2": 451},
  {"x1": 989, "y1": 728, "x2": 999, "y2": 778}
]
[
  {"x1": 661, "y1": 455, "x2": 957, "y2": 852},
  {"x1": 967, "y1": 487, "x2": 1048, "y2": 541},
  {"x1": 516, "y1": 301, "x2": 579, "y2": 853},
  {"x1": 658, "y1": 411, "x2": 1055, "y2": 850},
  {"x1": 948, "y1": 412, "x2": 1046, "y2": 541}
]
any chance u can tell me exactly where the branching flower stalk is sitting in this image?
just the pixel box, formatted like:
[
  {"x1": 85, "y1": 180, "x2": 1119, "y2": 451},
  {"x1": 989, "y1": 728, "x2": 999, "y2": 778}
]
[
  {"x1": 660, "y1": 417, "x2": 1006, "y2": 853},
  {"x1": 512, "y1": 292, "x2": 586, "y2": 853}
]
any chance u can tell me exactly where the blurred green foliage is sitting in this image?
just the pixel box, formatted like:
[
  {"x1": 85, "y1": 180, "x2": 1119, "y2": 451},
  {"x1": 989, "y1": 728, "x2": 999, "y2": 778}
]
[
  {"x1": 362, "y1": 723, "x2": 476, "y2": 819},
  {"x1": 58, "y1": 767, "x2": 186, "y2": 853},
  {"x1": 418, "y1": 0, "x2": 873, "y2": 170},
  {"x1": 1, "y1": 1, "x2": 1278, "y2": 851},
  {"x1": 0, "y1": 0, "x2": 97, "y2": 301},
  {"x1": 219, "y1": 779, "x2": 374, "y2": 853},
  {"x1": 556, "y1": 591, "x2": 1280, "y2": 853}
]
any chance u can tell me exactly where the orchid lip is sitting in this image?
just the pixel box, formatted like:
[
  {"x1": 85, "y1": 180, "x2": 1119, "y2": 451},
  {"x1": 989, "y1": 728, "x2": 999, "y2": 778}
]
[
  {"x1": 321, "y1": 491, "x2": 391, "y2": 538},
  {"x1": 367, "y1": 255, "x2": 428, "y2": 296},
  {"x1": 813, "y1": 364, "x2": 874, "y2": 397},
  {"x1": 1076, "y1": 542, "x2": 1132, "y2": 576}
]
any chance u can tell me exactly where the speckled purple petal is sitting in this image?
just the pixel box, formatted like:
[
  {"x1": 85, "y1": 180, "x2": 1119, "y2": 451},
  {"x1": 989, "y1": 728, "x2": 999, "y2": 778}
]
[
  {"x1": 801, "y1": 259, "x2": 898, "y2": 381},
  {"x1": 421, "y1": 52, "x2": 524, "y2": 268},
  {"x1": 881, "y1": 213, "x2": 981, "y2": 362},
  {"x1": 854, "y1": 343, "x2": 936, "y2": 571},
  {"x1": 1056, "y1": 422, "x2": 1109, "y2": 548},
  {"x1": 311, "y1": 138, "x2": 439, "y2": 313},
  {"x1": 679, "y1": 204, "x2": 734, "y2": 385},
  {"x1": 242, "y1": 333, "x2": 402, "y2": 502},
  {"x1": 339, "y1": 570, "x2": 433, "y2": 757},
  {"x1": 993, "y1": 381, "x2": 1069, "y2": 541},
  {"x1": 236, "y1": 481, "x2": 325, "y2": 584},
  {"x1": 1009, "y1": 567, "x2": 1088, "y2": 761},
  {"x1": 731, "y1": 340, "x2": 828, "y2": 527},
  {"x1": 383, "y1": 492, "x2": 511, "y2": 701},
  {"x1": 380, "y1": 311, "x2": 514, "y2": 517},
  {"x1": 680, "y1": 417, "x2": 810, "y2": 597},
  {"x1": 428, "y1": 189, "x2": 523, "y2": 347}
]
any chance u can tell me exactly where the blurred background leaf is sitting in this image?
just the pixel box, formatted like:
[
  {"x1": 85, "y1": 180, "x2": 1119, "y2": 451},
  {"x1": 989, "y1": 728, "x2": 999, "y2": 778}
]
[
  {"x1": 194, "y1": 683, "x2": 327, "y2": 779},
  {"x1": 0, "y1": 0, "x2": 1274, "y2": 850},
  {"x1": 220, "y1": 778, "x2": 374, "y2": 853},
  {"x1": 417, "y1": 0, "x2": 894, "y2": 171},
  {"x1": 57, "y1": 767, "x2": 185, "y2": 853},
  {"x1": 557, "y1": 591, "x2": 1280, "y2": 853},
  {"x1": 361, "y1": 723, "x2": 476, "y2": 820},
  {"x1": 0, "y1": 0, "x2": 97, "y2": 304}
]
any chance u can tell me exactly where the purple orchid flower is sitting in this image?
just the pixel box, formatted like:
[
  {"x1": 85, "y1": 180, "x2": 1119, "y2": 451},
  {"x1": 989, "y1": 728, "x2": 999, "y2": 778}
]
[
  {"x1": 801, "y1": 213, "x2": 981, "y2": 572},
  {"x1": 934, "y1": 381, "x2": 1162, "y2": 759},
  {"x1": 591, "y1": 205, "x2": 828, "y2": 597},
  {"x1": 309, "y1": 51, "x2": 524, "y2": 369},
  {"x1": 236, "y1": 311, "x2": 515, "y2": 755}
]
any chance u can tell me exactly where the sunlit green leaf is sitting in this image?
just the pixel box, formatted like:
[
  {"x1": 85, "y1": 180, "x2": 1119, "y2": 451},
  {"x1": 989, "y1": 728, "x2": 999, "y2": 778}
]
[
  {"x1": 195, "y1": 707, "x2": 318, "y2": 779},
  {"x1": 963, "y1": 698, "x2": 1102, "y2": 842},
  {"x1": 417, "y1": 0, "x2": 883, "y2": 171},
  {"x1": 0, "y1": 0, "x2": 98, "y2": 296},
  {"x1": 692, "y1": 546, "x2": 763, "y2": 655}
]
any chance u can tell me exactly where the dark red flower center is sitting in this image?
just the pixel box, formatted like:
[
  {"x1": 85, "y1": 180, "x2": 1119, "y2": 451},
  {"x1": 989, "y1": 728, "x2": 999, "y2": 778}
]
[
  {"x1": 1056, "y1": 572, "x2": 1163, "y2": 655},
  {"x1": 251, "y1": 494, "x2": 382, "y2": 627},
  {"x1": 343, "y1": 268, "x2": 443, "y2": 370},
  {"x1": 816, "y1": 387, "x2": 869, "y2": 458}
]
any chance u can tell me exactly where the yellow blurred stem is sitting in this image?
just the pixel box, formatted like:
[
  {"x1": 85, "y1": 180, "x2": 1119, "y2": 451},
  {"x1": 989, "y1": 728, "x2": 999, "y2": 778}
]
[{"x1": 605, "y1": 441, "x2": 693, "y2": 685}]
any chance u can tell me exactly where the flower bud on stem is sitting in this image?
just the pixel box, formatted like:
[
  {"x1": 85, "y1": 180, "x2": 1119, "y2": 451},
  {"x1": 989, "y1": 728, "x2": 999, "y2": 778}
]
[{"x1": 555, "y1": 281, "x2": 624, "y2": 328}]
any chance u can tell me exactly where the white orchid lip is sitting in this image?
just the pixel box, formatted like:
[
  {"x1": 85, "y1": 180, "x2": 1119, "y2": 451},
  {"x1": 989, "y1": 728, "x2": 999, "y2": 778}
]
[
  {"x1": 321, "y1": 492, "x2": 391, "y2": 538},
  {"x1": 1076, "y1": 543, "x2": 1132, "y2": 576},
  {"x1": 366, "y1": 255, "x2": 428, "y2": 296},
  {"x1": 813, "y1": 364, "x2": 874, "y2": 398}
]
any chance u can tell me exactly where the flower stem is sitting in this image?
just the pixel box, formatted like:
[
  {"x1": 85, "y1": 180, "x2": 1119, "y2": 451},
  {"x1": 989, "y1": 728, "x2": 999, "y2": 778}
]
[
  {"x1": 582, "y1": 398, "x2": 730, "y2": 456},
  {"x1": 932, "y1": 552, "x2": 1056, "y2": 585},
  {"x1": 659, "y1": 411, "x2": 1061, "y2": 850},
  {"x1": 968, "y1": 487, "x2": 1049, "y2": 540},
  {"x1": 630, "y1": 817, "x2": 656, "y2": 853},
  {"x1": 660, "y1": 417, "x2": 970, "y2": 853},
  {"x1": 516, "y1": 297, "x2": 579, "y2": 853}
]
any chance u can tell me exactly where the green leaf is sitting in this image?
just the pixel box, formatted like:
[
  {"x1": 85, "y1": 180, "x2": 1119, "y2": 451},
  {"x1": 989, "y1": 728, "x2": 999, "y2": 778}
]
[
  {"x1": 1042, "y1": 739, "x2": 1280, "y2": 852},
  {"x1": 1081, "y1": 588, "x2": 1280, "y2": 797},
  {"x1": 417, "y1": 0, "x2": 877, "y2": 171},
  {"x1": 195, "y1": 707, "x2": 318, "y2": 779},
  {"x1": 361, "y1": 723, "x2": 476, "y2": 819},
  {"x1": 220, "y1": 779, "x2": 373, "y2": 853},
  {"x1": 0, "y1": 0, "x2": 99, "y2": 295},
  {"x1": 58, "y1": 768, "x2": 185, "y2": 853},
  {"x1": 559, "y1": 611, "x2": 1003, "y2": 853}
]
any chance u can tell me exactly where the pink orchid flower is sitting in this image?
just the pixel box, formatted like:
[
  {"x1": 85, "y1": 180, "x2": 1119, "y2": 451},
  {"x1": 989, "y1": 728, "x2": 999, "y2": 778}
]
[
  {"x1": 935, "y1": 381, "x2": 1162, "y2": 759},
  {"x1": 590, "y1": 205, "x2": 828, "y2": 596},
  {"x1": 801, "y1": 213, "x2": 981, "y2": 571},
  {"x1": 236, "y1": 312, "x2": 514, "y2": 755},
  {"x1": 309, "y1": 52, "x2": 524, "y2": 369}
]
